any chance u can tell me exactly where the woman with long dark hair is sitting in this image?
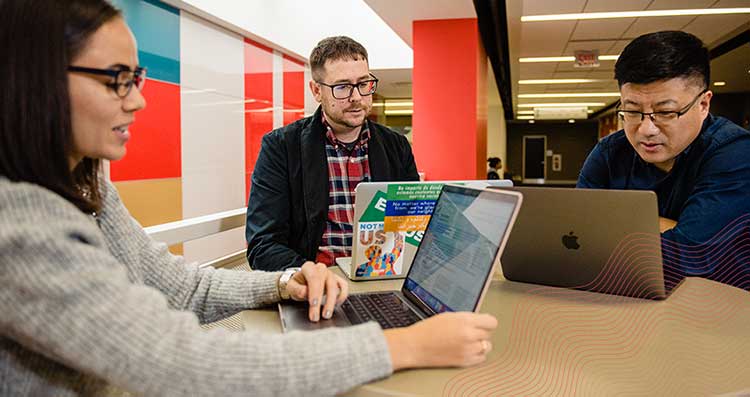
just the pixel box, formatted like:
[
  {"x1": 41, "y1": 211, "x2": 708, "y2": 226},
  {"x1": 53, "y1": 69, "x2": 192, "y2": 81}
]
[{"x1": 0, "y1": 1, "x2": 497, "y2": 395}]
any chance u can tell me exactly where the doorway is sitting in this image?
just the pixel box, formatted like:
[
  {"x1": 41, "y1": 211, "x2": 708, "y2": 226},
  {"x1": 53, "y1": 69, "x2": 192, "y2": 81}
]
[{"x1": 522, "y1": 135, "x2": 546, "y2": 183}]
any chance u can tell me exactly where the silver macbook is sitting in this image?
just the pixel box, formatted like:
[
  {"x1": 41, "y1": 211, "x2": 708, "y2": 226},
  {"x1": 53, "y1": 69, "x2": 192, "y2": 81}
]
[
  {"x1": 279, "y1": 185, "x2": 523, "y2": 331},
  {"x1": 337, "y1": 179, "x2": 513, "y2": 281},
  {"x1": 493, "y1": 187, "x2": 670, "y2": 299}
]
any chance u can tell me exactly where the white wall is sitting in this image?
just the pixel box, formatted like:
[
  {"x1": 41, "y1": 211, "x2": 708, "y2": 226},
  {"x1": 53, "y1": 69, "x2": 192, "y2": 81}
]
[{"x1": 180, "y1": 12, "x2": 247, "y2": 263}]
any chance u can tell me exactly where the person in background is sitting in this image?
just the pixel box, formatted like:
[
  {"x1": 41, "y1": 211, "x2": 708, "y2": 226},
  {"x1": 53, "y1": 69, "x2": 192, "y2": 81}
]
[
  {"x1": 577, "y1": 31, "x2": 750, "y2": 289},
  {"x1": 487, "y1": 157, "x2": 502, "y2": 179},
  {"x1": 0, "y1": 1, "x2": 498, "y2": 395},
  {"x1": 245, "y1": 36, "x2": 419, "y2": 272}
]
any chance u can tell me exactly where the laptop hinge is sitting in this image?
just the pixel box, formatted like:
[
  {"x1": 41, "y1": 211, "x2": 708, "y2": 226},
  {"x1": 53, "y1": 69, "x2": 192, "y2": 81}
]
[{"x1": 401, "y1": 287, "x2": 437, "y2": 318}]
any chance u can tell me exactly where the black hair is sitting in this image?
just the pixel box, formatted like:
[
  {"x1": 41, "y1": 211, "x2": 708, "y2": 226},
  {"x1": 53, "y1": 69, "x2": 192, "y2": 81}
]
[
  {"x1": 309, "y1": 36, "x2": 368, "y2": 81},
  {"x1": 487, "y1": 157, "x2": 501, "y2": 168},
  {"x1": 614, "y1": 31, "x2": 709, "y2": 90},
  {"x1": 0, "y1": 0, "x2": 121, "y2": 213}
]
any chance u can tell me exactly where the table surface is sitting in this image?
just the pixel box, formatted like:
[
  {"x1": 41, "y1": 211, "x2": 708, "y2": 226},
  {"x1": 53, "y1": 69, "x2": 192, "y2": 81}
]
[{"x1": 240, "y1": 269, "x2": 750, "y2": 396}]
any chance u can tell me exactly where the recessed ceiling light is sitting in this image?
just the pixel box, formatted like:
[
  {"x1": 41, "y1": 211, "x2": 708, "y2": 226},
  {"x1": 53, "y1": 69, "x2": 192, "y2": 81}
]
[
  {"x1": 518, "y1": 93, "x2": 620, "y2": 98},
  {"x1": 385, "y1": 101, "x2": 414, "y2": 107},
  {"x1": 587, "y1": 110, "x2": 594, "y2": 114},
  {"x1": 521, "y1": 8, "x2": 750, "y2": 22},
  {"x1": 519, "y1": 79, "x2": 607, "y2": 84},
  {"x1": 519, "y1": 55, "x2": 619, "y2": 63},
  {"x1": 568, "y1": 119, "x2": 576, "y2": 123},
  {"x1": 518, "y1": 102, "x2": 607, "y2": 107},
  {"x1": 528, "y1": 120, "x2": 535, "y2": 124},
  {"x1": 713, "y1": 81, "x2": 726, "y2": 86}
]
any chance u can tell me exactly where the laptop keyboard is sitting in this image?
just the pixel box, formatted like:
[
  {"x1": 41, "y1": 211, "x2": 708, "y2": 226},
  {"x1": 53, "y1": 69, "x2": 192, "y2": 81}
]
[{"x1": 341, "y1": 292, "x2": 421, "y2": 329}]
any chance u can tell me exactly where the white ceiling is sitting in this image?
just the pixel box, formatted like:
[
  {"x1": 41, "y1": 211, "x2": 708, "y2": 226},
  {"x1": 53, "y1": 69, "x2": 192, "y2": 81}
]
[
  {"x1": 364, "y1": 0, "x2": 476, "y2": 47},
  {"x1": 364, "y1": 0, "x2": 476, "y2": 97},
  {"x1": 366, "y1": 0, "x2": 750, "y2": 117},
  {"x1": 165, "y1": 0, "x2": 415, "y2": 69}
]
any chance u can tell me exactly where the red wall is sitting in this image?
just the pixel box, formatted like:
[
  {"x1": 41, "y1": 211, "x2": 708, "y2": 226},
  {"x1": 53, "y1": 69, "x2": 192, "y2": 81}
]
[
  {"x1": 244, "y1": 39, "x2": 274, "y2": 200},
  {"x1": 110, "y1": 79, "x2": 181, "y2": 181},
  {"x1": 412, "y1": 18, "x2": 486, "y2": 181}
]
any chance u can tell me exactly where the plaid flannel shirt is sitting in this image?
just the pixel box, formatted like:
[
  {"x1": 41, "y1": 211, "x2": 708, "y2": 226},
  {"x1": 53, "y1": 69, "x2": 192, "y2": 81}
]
[{"x1": 316, "y1": 115, "x2": 371, "y2": 265}]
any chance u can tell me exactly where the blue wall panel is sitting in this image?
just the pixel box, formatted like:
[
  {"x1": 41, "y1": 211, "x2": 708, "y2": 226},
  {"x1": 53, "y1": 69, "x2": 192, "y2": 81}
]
[{"x1": 114, "y1": 0, "x2": 180, "y2": 84}]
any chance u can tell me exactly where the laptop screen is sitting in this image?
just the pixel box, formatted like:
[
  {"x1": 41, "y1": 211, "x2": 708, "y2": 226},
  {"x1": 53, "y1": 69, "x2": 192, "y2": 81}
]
[{"x1": 403, "y1": 185, "x2": 519, "y2": 313}]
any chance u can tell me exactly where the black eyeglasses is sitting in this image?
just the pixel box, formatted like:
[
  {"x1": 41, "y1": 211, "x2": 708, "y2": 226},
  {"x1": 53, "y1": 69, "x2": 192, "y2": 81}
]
[
  {"x1": 617, "y1": 89, "x2": 707, "y2": 126},
  {"x1": 315, "y1": 73, "x2": 378, "y2": 99},
  {"x1": 67, "y1": 65, "x2": 147, "y2": 98}
]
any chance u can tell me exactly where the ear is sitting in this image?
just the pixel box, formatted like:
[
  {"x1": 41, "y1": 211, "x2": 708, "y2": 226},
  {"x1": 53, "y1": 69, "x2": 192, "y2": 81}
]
[
  {"x1": 309, "y1": 79, "x2": 322, "y2": 104},
  {"x1": 700, "y1": 90, "x2": 712, "y2": 117}
]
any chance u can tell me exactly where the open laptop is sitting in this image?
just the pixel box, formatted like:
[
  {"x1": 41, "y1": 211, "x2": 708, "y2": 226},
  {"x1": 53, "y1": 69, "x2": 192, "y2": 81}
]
[
  {"x1": 492, "y1": 187, "x2": 670, "y2": 299},
  {"x1": 279, "y1": 184, "x2": 523, "y2": 331},
  {"x1": 337, "y1": 179, "x2": 513, "y2": 281}
]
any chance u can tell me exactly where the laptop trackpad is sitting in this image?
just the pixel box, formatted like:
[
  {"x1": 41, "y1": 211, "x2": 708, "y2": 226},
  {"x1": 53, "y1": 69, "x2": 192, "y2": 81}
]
[{"x1": 279, "y1": 301, "x2": 351, "y2": 332}]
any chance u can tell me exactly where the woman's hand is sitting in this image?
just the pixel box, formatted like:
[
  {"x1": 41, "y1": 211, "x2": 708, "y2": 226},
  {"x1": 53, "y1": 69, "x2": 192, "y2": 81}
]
[
  {"x1": 285, "y1": 261, "x2": 349, "y2": 322},
  {"x1": 384, "y1": 312, "x2": 498, "y2": 370}
]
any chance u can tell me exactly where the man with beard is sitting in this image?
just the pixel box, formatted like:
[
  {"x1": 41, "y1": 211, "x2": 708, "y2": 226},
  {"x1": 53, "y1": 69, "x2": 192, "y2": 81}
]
[{"x1": 246, "y1": 36, "x2": 418, "y2": 272}]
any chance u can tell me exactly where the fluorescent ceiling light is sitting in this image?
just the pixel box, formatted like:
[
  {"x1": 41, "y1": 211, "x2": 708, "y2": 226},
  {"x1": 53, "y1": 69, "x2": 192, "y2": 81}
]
[
  {"x1": 517, "y1": 115, "x2": 535, "y2": 120},
  {"x1": 518, "y1": 102, "x2": 607, "y2": 107},
  {"x1": 519, "y1": 92, "x2": 620, "y2": 98},
  {"x1": 713, "y1": 81, "x2": 726, "y2": 86},
  {"x1": 385, "y1": 101, "x2": 414, "y2": 107},
  {"x1": 519, "y1": 79, "x2": 606, "y2": 84},
  {"x1": 517, "y1": 110, "x2": 535, "y2": 115},
  {"x1": 521, "y1": 8, "x2": 750, "y2": 22},
  {"x1": 385, "y1": 109, "x2": 413, "y2": 116},
  {"x1": 520, "y1": 55, "x2": 619, "y2": 63},
  {"x1": 374, "y1": 100, "x2": 414, "y2": 108}
]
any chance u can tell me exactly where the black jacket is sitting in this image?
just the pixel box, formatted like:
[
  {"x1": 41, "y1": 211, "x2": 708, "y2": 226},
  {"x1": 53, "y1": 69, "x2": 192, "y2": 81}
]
[{"x1": 245, "y1": 107, "x2": 419, "y2": 271}]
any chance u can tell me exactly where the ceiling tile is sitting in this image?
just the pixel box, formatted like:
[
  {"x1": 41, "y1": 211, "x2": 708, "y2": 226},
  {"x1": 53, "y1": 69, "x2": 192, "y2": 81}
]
[
  {"x1": 520, "y1": 21, "x2": 578, "y2": 56},
  {"x1": 564, "y1": 40, "x2": 623, "y2": 54},
  {"x1": 583, "y1": 0, "x2": 651, "y2": 12},
  {"x1": 647, "y1": 0, "x2": 714, "y2": 9},
  {"x1": 587, "y1": 71, "x2": 618, "y2": 80},
  {"x1": 716, "y1": 0, "x2": 750, "y2": 6},
  {"x1": 571, "y1": 19, "x2": 636, "y2": 41},
  {"x1": 623, "y1": 16, "x2": 697, "y2": 37},
  {"x1": 608, "y1": 40, "x2": 633, "y2": 54},
  {"x1": 683, "y1": 15, "x2": 750, "y2": 46},
  {"x1": 522, "y1": 0, "x2": 586, "y2": 16},
  {"x1": 519, "y1": 63, "x2": 559, "y2": 79}
]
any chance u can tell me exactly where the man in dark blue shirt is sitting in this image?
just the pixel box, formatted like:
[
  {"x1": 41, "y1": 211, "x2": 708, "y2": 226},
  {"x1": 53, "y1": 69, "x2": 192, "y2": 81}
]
[{"x1": 577, "y1": 31, "x2": 750, "y2": 290}]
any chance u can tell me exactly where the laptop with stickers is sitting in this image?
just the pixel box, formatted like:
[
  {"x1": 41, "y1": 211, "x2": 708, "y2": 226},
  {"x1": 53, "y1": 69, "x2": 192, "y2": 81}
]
[{"x1": 336, "y1": 179, "x2": 513, "y2": 281}]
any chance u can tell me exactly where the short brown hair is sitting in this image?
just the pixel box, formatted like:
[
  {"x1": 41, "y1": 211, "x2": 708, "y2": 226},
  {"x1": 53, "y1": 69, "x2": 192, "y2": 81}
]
[{"x1": 309, "y1": 36, "x2": 368, "y2": 80}]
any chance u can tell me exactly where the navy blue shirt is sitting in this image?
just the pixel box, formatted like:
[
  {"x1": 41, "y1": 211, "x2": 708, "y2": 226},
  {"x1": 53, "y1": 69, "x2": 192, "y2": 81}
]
[{"x1": 577, "y1": 115, "x2": 750, "y2": 287}]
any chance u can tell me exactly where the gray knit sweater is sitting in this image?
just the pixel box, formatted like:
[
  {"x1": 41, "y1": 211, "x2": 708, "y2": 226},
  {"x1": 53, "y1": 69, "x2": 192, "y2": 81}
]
[{"x1": 0, "y1": 177, "x2": 392, "y2": 396}]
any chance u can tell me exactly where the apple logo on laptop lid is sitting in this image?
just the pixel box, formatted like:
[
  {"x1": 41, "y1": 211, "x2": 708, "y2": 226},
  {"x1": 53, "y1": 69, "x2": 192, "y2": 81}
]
[{"x1": 562, "y1": 231, "x2": 580, "y2": 250}]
